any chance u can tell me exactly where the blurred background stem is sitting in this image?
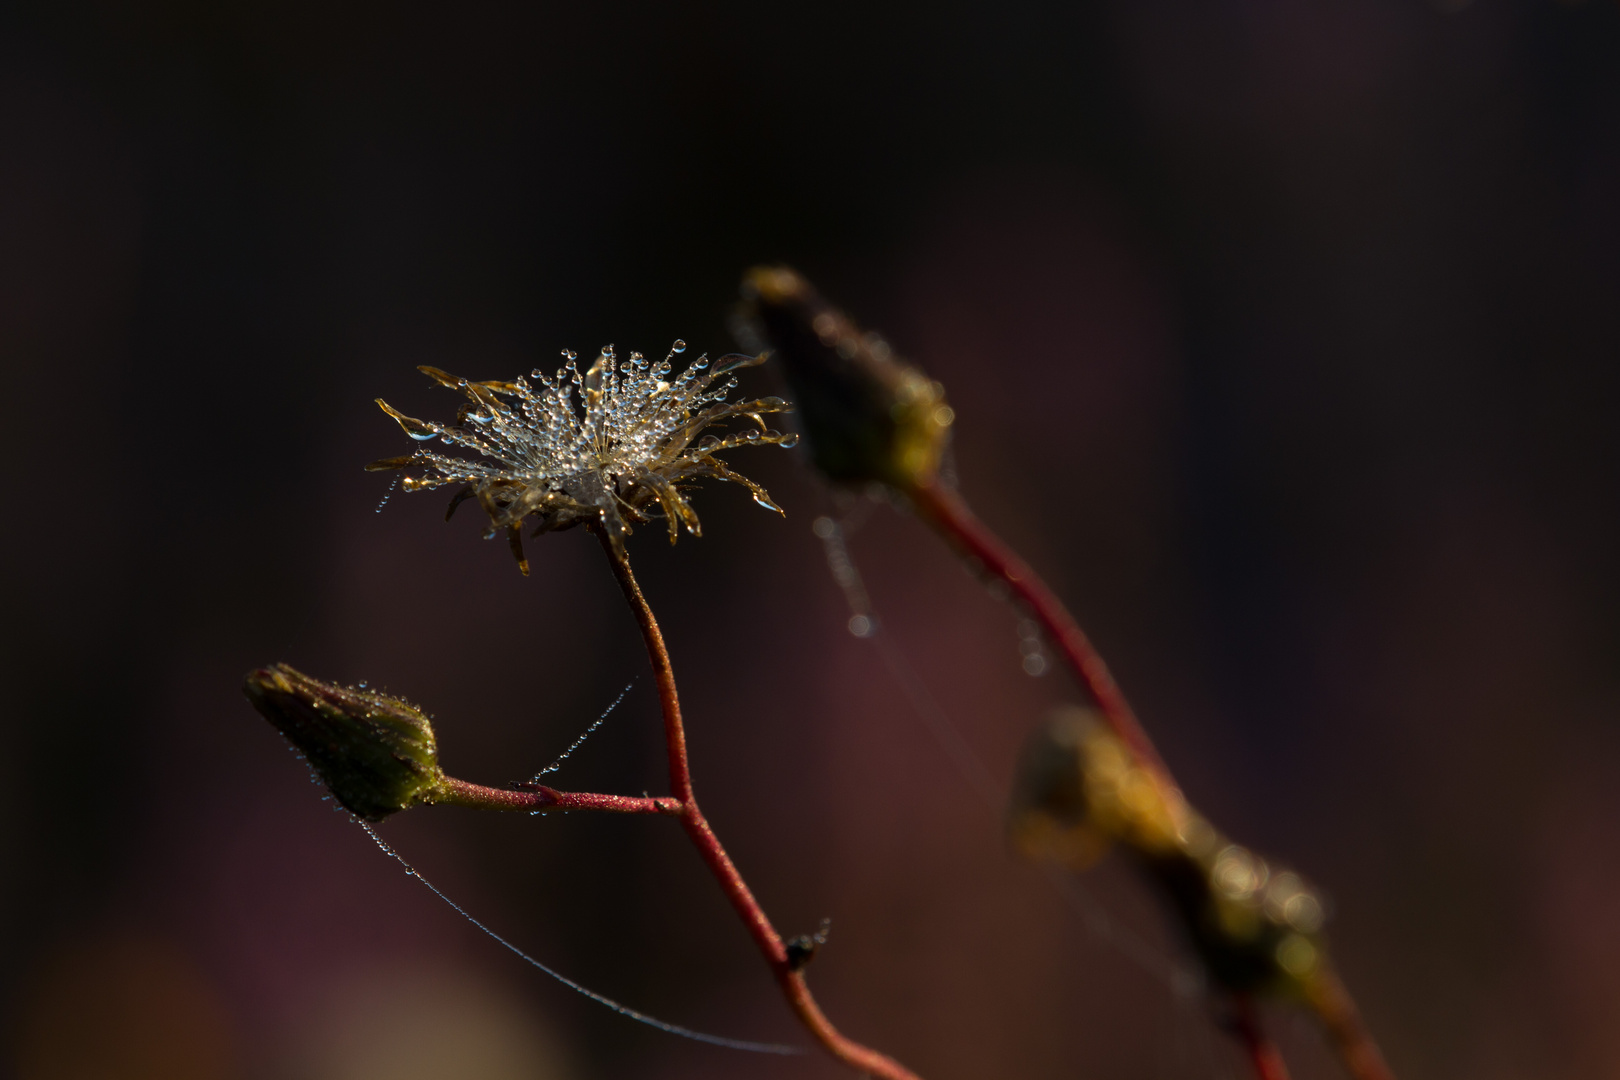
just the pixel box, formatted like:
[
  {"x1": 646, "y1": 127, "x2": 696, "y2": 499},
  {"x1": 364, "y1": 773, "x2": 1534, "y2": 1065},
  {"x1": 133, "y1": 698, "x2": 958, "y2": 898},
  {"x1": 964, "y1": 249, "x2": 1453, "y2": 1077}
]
[{"x1": 914, "y1": 475, "x2": 1393, "y2": 1080}]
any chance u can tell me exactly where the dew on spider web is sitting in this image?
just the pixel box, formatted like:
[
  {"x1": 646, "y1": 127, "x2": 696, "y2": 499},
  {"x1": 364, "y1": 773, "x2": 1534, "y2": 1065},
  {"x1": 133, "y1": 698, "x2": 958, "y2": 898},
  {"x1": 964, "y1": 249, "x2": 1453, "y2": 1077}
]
[
  {"x1": 1016, "y1": 617, "x2": 1049, "y2": 676},
  {"x1": 375, "y1": 474, "x2": 401, "y2": 513},
  {"x1": 812, "y1": 514, "x2": 998, "y2": 808},
  {"x1": 352, "y1": 819, "x2": 800, "y2": 1055},
  {"x1": 531, "y1": 680, "x2": 635, "y2": 781}
]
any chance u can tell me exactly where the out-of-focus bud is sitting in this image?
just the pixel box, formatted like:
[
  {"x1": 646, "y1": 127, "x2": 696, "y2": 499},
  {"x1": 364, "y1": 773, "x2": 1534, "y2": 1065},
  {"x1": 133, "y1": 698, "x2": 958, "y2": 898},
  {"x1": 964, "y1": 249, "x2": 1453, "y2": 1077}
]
[
  {"x1": 1011, "y1": 706, "x2": 1202, "y2": 865},
  {"x1": 244, "y1": 663, "x2": 446, "y2": 822},
  {"x1": 1011, "y1": 706, "x2": 1330, "y2": 997},
  {"x1": 736, "y1": 266, "x2": 953, "y2": 492}
]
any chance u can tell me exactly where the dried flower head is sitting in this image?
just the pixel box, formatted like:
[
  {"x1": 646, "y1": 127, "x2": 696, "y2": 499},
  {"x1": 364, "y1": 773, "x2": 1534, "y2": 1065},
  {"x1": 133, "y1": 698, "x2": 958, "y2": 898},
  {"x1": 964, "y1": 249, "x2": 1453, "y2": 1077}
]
[{"x1": 367, "y1": 343, "x2": 797, "y2": 573}]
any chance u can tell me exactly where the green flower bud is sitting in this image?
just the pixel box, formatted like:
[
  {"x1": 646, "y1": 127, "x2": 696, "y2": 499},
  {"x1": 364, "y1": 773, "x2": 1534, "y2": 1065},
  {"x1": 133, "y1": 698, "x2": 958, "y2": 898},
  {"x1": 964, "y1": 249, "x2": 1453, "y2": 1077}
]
[
  {"x1": 244, "y1": 664, "x2": 446, "y2": 822},
  {"x1": 737, "y1": 266, "x2": 952, "y2": 492}
]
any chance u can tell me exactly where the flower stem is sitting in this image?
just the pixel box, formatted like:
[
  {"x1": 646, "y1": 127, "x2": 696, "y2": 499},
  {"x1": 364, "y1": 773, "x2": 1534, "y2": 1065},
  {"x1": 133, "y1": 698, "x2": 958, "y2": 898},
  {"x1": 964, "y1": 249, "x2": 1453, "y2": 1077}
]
[
  {"x1": 1231, "y1": 996, "x2": 1292, "y2": 1080},
  {"x1": 436, "y1": 776, "x2": 682, "y2": 815},
  {"x1": 910, "y1": 477, "x2": 1170, "y2": 782},
  {"x1": 911, "y1": 476, "x2": 1399, "y2": 1080},
  {"x1": 1307, "y1": 969, "x2": 1396, "y2": 1080},
  {"x1": 595, "y1": 527, "x2": 924, "y2": 1080}
]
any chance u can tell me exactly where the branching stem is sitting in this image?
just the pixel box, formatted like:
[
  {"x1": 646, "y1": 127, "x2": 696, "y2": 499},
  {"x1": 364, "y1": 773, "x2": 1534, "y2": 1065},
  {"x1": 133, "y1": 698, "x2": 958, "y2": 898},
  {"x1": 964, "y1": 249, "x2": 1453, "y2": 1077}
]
[{"x1": 596, "y1": 527, "x2": 924, "y2": 1080}]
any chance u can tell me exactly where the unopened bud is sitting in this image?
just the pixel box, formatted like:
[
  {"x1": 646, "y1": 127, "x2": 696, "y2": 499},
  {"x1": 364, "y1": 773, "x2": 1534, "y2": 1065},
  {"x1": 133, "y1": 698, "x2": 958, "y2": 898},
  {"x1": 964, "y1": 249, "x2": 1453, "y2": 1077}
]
[
  {"x1": 1011, "y1": 706, "x2": 1198, "y2": 865},
  {"x1": 1012, "y1": 706, "x2": 1330, "y2": 997},
  {"x1": 244, "y1": 663, "x2": 446, "y2": 822},
  {"x1": 737, "y1": 266, "x2": 952, "y2": 492}
]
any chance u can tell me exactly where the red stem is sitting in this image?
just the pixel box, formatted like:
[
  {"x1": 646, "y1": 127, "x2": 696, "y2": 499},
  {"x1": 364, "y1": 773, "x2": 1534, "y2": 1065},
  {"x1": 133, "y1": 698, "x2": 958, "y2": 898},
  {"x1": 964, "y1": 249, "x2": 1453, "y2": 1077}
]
[
  {"x1": 1231, "y1": 996, "x2": 1292, "y2": 1080},
  {"x1": 911, "y1": 477, "x2": 1300, "y2": 1077},
  {"x1": 437, "y1": 776, "x2": 681, "y2": 816},
  {"x1": 913, "y1": 476, "x2": 1398, "y2": 1080},
  {"x1": 1308, "y1": 970, "x2": 1397, "y2": 1080},
  {"x1": 910, "y1": 478, "x2": 1172, "y2": 782},
  {"x1": 596, "y1": 528, "x2": 923, "y2": 1080}
]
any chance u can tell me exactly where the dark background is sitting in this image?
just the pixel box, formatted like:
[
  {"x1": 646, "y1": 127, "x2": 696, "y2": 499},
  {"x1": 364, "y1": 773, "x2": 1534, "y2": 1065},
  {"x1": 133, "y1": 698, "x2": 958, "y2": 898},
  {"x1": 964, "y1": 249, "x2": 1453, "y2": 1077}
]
[{"x1": 3, "y1": 1, "x2": 1619, "y2": 1077}]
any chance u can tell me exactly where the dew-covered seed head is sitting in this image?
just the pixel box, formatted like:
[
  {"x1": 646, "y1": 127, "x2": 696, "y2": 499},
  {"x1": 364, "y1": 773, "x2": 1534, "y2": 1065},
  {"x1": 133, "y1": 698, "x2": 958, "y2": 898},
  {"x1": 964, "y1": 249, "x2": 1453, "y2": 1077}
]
[{"x1": 367, "y1": 341, "x2": 798, "y2": 571}]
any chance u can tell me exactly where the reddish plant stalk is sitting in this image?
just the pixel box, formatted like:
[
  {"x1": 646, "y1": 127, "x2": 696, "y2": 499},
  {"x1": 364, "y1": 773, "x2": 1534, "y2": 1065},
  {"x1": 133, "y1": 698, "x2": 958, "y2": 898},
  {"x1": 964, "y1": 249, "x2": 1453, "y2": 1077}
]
[
  {"x1": 596, "y1": 527, "x2": 924, "y2": 1080},
  {"x1": 1308, "y1": 970, "x2": 1397, "y2": 1080},
  {"x1": 1231, "y1": 996, "x2": 1292, "y2": 1080},
  {"x1": 910, "y1": 477, "x2": 1171, "y2": 782},
  {"x1": 913, "y1": 476, "x2": 1396, "y2": 1080},
  {"x1": 437, "y1": 776, "x2": 682, "y2": 815}
]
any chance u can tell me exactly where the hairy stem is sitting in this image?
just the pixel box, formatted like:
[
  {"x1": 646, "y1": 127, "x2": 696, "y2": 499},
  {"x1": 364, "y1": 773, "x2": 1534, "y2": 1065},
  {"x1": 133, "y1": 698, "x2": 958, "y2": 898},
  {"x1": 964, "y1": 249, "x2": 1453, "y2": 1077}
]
[
  {"x1": 912, "y1": 476, "x2": 1397, "y2": 1080},
  {"x1": 436, "y1": 776, "x2": 682, "y2": 815},
  {"x1": 596, "y1": 527, "x2": 924, "y2": 1080}
]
